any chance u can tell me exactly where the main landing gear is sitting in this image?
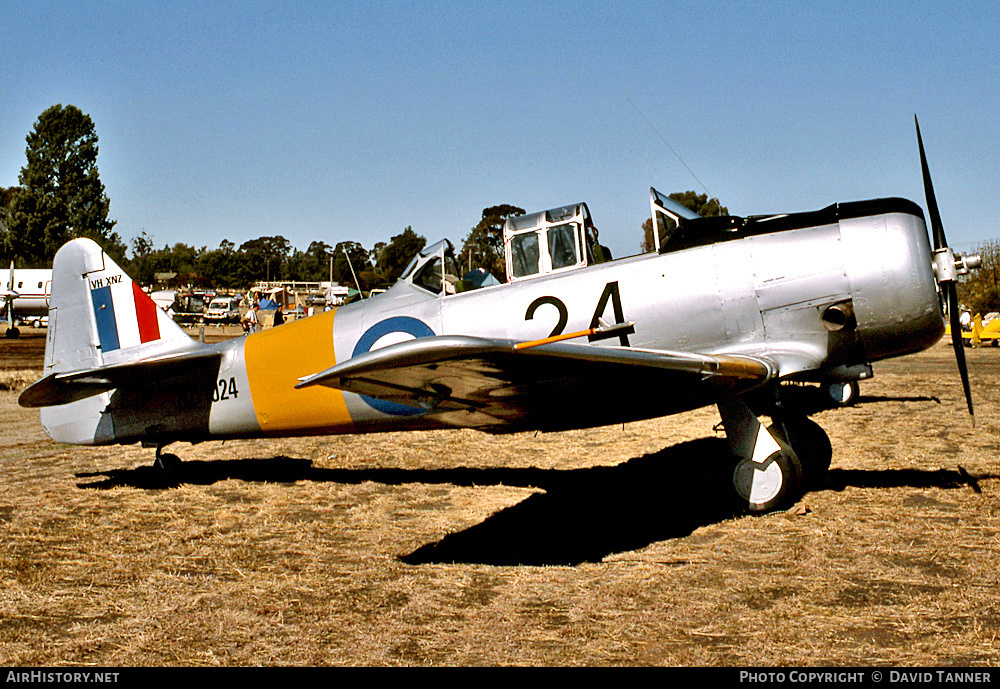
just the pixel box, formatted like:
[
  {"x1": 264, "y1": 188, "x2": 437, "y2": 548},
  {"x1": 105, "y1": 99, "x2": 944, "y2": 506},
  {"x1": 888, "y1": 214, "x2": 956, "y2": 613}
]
[{"x1": 717, "y1": 396, "x2": 832, "y2": 512}]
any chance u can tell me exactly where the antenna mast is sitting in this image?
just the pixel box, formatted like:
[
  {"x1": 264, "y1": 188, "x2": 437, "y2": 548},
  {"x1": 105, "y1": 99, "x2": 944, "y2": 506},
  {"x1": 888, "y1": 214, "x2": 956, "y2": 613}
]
[{"x1": 628, "y1": 98, "x2": 718, "y2": 209}]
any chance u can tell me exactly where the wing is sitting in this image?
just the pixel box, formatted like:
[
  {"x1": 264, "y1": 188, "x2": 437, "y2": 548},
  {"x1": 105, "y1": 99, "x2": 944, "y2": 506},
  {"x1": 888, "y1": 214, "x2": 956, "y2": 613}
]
[{"x1": 297, "y1": 335, "x2": 775, "y2": 432}]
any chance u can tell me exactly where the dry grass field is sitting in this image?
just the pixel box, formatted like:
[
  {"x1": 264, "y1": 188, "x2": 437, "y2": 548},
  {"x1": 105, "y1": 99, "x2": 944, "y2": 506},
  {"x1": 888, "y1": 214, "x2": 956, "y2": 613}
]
[{"x1": 1, "y1": 325, "x2": 998, "y2": 666}]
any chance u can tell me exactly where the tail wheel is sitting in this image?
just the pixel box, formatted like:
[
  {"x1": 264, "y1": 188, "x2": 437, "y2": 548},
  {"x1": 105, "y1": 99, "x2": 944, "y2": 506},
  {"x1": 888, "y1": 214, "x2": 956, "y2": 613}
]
[
  {"x1": 769, "y1": 417, "x2": 832, "y2": 491},
  {"x1": 823, "y1": 380, "x2": 859, "y2": 407},
  {"x1": 155, "y1": 451, "x2": 181, "y2": 472},
  {"x1": 731, "y1": 449, "x2": 802, "y2": 513}
]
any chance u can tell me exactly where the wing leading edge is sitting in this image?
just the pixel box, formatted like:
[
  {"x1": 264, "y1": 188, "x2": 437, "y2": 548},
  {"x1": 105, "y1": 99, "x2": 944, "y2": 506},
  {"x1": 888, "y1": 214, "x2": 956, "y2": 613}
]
[{"x1": 297, "y1": 335, "x2": 775, "y2": 432}]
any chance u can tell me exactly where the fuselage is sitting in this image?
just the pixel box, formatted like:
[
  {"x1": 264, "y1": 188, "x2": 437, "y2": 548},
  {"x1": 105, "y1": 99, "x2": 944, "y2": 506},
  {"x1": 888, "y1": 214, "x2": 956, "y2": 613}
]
[
  {"x1": 1, "y1": 269, "x2": 52, "y2": 318},
  {"x1": 37, "y1": 198, "x2": 943, "y2": 446}
]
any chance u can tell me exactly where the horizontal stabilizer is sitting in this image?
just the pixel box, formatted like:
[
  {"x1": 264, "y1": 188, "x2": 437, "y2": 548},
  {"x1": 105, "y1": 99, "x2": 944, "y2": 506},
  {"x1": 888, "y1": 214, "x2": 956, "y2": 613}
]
[{"x1": 19, "y1": 349, "x2": 222, "y2": 408}]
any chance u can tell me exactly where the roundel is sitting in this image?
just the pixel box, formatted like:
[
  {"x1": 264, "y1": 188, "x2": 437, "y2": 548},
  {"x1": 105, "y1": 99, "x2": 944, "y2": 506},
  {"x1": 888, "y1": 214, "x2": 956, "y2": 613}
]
[{"x1": 352, "y1": 316, "x2": 435, "y2": 416}]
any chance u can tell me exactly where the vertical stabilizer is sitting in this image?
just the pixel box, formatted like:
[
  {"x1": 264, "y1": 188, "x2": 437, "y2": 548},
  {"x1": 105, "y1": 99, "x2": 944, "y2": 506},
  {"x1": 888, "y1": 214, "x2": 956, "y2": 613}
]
[
  {"x1": 39, "y1": 238, "x2": 198, "y2": 445},
  {"x1": 44, "y1": 238, "x2": 195, "y2": 374}
]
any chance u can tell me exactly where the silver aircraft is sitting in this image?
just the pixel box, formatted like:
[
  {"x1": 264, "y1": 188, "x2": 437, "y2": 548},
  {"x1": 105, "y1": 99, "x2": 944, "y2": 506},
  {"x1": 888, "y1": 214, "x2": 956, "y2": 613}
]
[
  {"x1": 18, "y1": 119, "x2": 979, "y2": 512},
  {"x1": 1, "y1": 263, "x2": 52, "y2": 338}
]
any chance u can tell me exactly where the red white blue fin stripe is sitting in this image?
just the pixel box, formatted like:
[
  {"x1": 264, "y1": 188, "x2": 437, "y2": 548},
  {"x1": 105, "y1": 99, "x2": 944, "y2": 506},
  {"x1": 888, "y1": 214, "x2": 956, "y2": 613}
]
[{"x1": 90, "y1": 277, "x2": 161, "y2": 352}]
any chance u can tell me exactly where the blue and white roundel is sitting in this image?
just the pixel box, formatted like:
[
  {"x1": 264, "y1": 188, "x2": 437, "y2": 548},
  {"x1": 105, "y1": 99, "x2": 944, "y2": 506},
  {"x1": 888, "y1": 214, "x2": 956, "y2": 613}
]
[{"x1": 352, "y1": 316, "x2": 435, "y2": 416}]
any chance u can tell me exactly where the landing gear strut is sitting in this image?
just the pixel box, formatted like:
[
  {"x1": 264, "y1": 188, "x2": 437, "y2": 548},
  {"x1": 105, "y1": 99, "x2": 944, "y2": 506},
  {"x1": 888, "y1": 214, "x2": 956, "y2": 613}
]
[{"x1": 718, "y1": 396, "x2": 832, "y2": 512}]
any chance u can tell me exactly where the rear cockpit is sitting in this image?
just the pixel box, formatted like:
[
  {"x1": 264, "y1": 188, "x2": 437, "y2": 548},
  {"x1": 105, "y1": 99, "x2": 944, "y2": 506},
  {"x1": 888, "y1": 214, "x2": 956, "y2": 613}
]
[
  {"x1": 399, "y1": 203, "x2": 617, "y2": 295},
  {"x1": 502, "y1": 202, "x2": 612, "y2": 282}
]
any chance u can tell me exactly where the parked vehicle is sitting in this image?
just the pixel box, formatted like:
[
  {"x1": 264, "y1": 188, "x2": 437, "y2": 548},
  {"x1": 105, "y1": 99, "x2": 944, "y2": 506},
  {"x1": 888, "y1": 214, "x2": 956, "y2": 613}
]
[{"x1": 204, "y1": 296, "x2": 242, "y2": 324}]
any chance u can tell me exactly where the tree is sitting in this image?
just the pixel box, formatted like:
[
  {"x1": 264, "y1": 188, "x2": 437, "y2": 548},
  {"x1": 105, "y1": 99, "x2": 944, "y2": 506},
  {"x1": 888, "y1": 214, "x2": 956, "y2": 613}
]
[
  {"x1": 959, "y1": 239, "x2": 1000, "y2": 315},
  {"x1": 0, "y1": 187, "x2": 15, "y2": 230},
  {"x1": 377, "y1": 227, "x2": 425, "y2": 285},
  {"x1": 641, "y1": 191, "x2": 729, "y2": 253},
  {"x1": 0, "y1": 187, "x2": 15, "y2": 253},
  {"x1": 4, "y1": 105, "x2": 124, "y2": 266},
  {"x1": 284, "y1": 241, "x2": 332, "y2": 283},
  {"x1": 128, "y1": 231, "x2": 157, "y2": 285},
  {"x1": 196, "y1": 240, "x2": 240, "y2": 288},
  {"x1": 236, "y1": 235, "x2": 292, "y2": 284},
  {"x1": 332, "y1": 241, "x2": 370, "y2": 289},
  {"x1": 459, "y1": 204, "x2": 525, "y2": 281},
  {"x1": 667, "y1": 191, "x2": 728, "y2": 218}
]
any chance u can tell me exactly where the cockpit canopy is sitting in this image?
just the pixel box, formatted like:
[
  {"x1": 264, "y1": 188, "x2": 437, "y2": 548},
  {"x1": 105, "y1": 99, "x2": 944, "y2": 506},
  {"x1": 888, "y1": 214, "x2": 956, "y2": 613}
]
[
  {"x1": 399, "y1": 238, "x2": 502, "y2": 295},
  {"x1": 397, "y1": 189, "x2": 747, "y2": 295},
  {"x1": 502, "y1": 202, "x2": 610, "y2": 282},
  {"x1": 400, "y1": 239, "x2": 461, "y2": 295},
  {"x1": 649, "y1": 187, "x2": 701, "y2": 253}
]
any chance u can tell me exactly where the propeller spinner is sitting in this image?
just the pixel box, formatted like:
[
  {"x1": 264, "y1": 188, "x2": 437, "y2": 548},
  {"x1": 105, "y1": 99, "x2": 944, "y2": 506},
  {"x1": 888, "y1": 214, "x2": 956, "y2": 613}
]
[{"x1": 915, "y1": 115, "x2": 980, "y2": 424}]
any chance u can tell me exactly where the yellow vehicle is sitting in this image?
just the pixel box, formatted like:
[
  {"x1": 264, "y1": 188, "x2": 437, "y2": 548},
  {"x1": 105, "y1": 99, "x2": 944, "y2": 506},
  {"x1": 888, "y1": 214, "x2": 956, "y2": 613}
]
[{"x1": 946, "y1": 313, "x2": 1000, "y2": 347}]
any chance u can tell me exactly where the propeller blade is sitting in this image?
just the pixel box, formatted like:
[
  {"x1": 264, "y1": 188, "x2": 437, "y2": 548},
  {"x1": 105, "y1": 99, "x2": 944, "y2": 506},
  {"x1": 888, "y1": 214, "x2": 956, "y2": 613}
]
[
  {"x1": 916, "y1": 116, "x2": 975, "y2": 425},
  {"x1": 915, "y1": 115, "x2": 948, "y2": 250},
  {"x1": 947, "y1": 281, "x2": 975, "y2": 425},
  {"x1": 5, "y1": 261, "x2": 13, "y2": 330}
]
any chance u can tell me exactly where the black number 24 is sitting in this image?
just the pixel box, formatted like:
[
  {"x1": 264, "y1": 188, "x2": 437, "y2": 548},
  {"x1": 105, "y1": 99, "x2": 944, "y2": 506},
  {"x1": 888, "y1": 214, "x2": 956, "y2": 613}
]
[{"x1": 524, "y1": 281, "x2": 631, "y2": 346}]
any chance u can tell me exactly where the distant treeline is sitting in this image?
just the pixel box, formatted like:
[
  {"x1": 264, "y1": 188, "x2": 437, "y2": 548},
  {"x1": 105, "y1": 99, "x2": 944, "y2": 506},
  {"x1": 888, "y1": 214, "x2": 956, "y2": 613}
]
[
  {"x1": 124, "y1": 205, "x2": 533, "y2": 292},
  {"x1": 126, "y1": 227, "x2": 427, "y2": 292}
]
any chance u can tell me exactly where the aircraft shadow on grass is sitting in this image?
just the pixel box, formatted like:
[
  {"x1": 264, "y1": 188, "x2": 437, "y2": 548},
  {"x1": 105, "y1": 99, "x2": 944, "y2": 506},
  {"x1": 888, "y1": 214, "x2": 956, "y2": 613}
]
[{"x1": 75, "y1": 436, "x2": 996, "y2": 567}]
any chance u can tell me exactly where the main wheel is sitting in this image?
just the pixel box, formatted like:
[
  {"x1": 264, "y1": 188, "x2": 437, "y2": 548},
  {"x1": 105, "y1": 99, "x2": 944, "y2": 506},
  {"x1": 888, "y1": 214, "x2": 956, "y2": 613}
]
[
  {"x1": 769, "y1": 417, "x2": 832, "y2": 491},
  {"x1": 731, "y1": 449, "x2": 802, "y2": 513},
  {"x1": 4, "y1": 327, "x2": 20, "y2": 339}
]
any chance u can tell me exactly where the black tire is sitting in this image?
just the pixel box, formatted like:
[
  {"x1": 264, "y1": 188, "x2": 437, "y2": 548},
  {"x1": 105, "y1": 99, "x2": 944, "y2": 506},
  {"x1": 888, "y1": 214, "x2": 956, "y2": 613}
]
[
  {"x1": 155, "y1": 452, "x2": 181, "y2": 472},
  {"x1": 730, "y1": 449, "x2": 803, "y2": 513},
  {"x1": 770, "y1": 417, "x2": 832, "y2": 491},
  {"x1": 4, "y1": 327, "x2": 20, "y2": 339}
]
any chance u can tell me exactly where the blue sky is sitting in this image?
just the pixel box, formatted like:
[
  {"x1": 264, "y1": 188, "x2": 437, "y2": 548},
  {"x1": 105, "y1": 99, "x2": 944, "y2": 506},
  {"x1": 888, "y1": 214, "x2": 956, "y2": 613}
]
[{"x1": 2, "y1": 0, "x2": 998, "y2": 260}]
